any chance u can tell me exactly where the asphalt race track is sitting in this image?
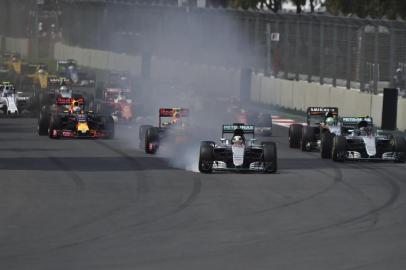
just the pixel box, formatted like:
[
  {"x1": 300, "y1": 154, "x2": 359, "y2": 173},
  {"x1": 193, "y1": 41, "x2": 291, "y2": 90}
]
[{"x1": 1, "y1": 118, "x2": 406, "y2": 270}]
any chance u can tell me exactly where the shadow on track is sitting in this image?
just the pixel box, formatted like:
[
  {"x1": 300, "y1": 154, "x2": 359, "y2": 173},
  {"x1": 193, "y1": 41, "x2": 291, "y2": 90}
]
[{"x1": 0, "y1": 156, "x2": 176, "y2": 171}]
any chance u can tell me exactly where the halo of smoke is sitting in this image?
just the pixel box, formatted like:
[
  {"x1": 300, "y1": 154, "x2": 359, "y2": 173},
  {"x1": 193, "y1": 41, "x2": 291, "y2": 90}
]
[{"x1": 107, "y1": 8, "x2": 252, "y2": 172}]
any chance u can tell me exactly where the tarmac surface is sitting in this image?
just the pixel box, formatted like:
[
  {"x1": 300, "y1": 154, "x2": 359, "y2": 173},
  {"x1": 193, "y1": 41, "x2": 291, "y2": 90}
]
[{"x1": 1, "y1": 117, "x2": 406, "y2": 270}]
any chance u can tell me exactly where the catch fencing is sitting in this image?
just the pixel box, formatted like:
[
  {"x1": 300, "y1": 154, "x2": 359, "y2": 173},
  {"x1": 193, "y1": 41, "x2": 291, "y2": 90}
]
[{"x1": 3, "y1": 0, "x2": 406, "y2": 93}]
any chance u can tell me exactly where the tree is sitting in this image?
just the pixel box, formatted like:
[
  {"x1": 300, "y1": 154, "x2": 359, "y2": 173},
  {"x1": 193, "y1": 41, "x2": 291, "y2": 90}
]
[
  {"x1": 290, "y1": 0, "x2": 306, "y2": 13},
  {"x1": 324, "y1": 0, "x2": 406, "y2": 19},
  {"x1": 228, "y1": 0, "x2": 284, "y2": 11}
]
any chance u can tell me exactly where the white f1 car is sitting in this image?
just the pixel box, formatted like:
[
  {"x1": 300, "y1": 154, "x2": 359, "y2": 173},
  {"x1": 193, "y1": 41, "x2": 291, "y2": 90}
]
[
  {"x1": 332, "y1": 117, "x2": 406, "y2": 162},
  {"x1": 198, "y1": 124, "x2": 277, "y2": 173},
  {"x1": 0, "y1": 82, "x2": 30, "y2": 115}
]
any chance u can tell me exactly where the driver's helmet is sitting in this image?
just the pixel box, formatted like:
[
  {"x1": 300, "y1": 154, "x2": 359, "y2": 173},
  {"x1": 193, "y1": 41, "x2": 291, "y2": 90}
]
[
  {"x1": 357, "y1": 120, "x2": 371, "y2": 135},
  {"x1": 73, "y1": 106, "x2": 81, "y2": 114},
  {"x1": 38, "y1": 68, "x2": 45, "y2": 75},
  {"x1": 68, "y1": 65, "x2": 75, "y2": 71},
  {"x1": 232, "y1": 135, "x2": 244, "y2": 145},
  {"x1": 358, "y1": 127, "x2": 371, "y2": 136},
  {"x1": 232, "y1": 128, "x2": 245, "y2": 145},
  {"x1": 70, "y1": 100, "x2": 81, "y2": 114},
  {"x1": 172, "y1": 112, "x2": 181, "y2": 125},
  {"x1": 59, "y1": 86, "x2": 71, "y2": 98},
  {"x1": 325, "y1": 117, "x2": 335, "y2": 126}
]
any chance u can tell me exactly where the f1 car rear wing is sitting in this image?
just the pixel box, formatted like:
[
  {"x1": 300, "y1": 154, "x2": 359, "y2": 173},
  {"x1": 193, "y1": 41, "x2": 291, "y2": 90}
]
[
  {"x1": 341, "y1": 117, "x2": 373, "y2": 128},
  {"x1": 222, "y1": 124, "x2": 255, "y2": 136},
  {"x1": 306, "y1": 107, "x2": 339, "y2": 125},
  {"x1": 56, "y1": 97, "x2": 84, "y2": 106},
  {"x1": 159, "y1": 108, "x2": 189, "y2": 117},
  {"x1": 48, "y1": 76, "x2": 71, "y2": 86},
  {"x1": 307, "y1": 107, "x2": 339, "y2": 116},
  {"x1": 105, "y1": 88, "x2": 131, "y2": 94},
  {"x1": 57, "y1": 59, "x2": 77, "y2": 71},
  {"x1": 158, "y1": 108, "x2": 189, "y2": 128}
]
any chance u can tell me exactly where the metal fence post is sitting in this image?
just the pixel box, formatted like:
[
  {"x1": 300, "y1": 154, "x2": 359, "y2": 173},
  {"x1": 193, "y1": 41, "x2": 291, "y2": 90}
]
[
  {"x1": 295, "y1": 19, "x2": 300, "y2": 81},
  {"x1": 266, "y1": 21, "x2": 271, "y2": 76},
  {"x1": 254, "y1": 15, "x2": 260, "y2": 70},
  {"x1": 389, "y1": 24, "x2": 395, "y2": 88},
  {"x1": 346, "y1": 22, "x2": 352, "y2": 89},
  {"x1": 332, "y1": 22, "x2": 337, "y2": 87},
  {"x1": 283, "y1": 19, "x2": 289, "y2": 79},
  {"x1": 359, "y1": 25, "x2": 366, "y2": 91},
  {"x1": 307, "y1": 20, "x2": 312, "y2": 82},
  {"x1": 319, "y1": 21, "x2": 324, "y2": 85},
  {"x1": 373, "y1": 24, "x2": 379, "y2": 94}
]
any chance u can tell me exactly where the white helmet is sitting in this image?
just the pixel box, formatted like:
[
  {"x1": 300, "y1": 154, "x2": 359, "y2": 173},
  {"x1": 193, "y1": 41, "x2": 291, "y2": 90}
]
[
  {"x1": 59, "y1": 86, "x2": 72, "y2": 98},
  {"x1": 325, "y1": 117, "x2": 335, "y2": 125},
  {"x1": 232, "y1": 135, "x2": 244, "y2": 145}
]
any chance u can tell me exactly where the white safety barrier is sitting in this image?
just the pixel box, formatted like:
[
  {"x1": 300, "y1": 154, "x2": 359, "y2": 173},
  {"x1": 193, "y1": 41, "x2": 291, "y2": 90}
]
[
  {"x1": 54, "y1": 43, "x2": 240, "y2": 97},
  {"x1": 251, "y1": 73, "x2": 406, "y2": 130},
  {"x1": 54, "y1": 43, "x2": 142, "y2": 75},
  {"x1": 4, "y1": 39, "x2": 405, "y2": 130},
  {"x1": 3, "y1": 37, "x2": 29, "y2": 56}
]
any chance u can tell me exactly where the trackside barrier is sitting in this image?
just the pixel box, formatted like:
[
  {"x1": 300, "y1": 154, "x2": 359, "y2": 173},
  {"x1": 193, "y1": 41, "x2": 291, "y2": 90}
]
[
  {"x1": 3, "y1": 37, "x2": 29, "y2": 56},
  {"x1": 54, "y1": 43, "x2": 142, "y2": 75},
  {"x1": 4, "y1": 41, "x2": 399, "y2": 131},
  {"x1": 55, "y1": 44, "x2": 241, "y2": 97},
  {"x1": 251, "y1": 73, "x2": 406, "y2": 131}
]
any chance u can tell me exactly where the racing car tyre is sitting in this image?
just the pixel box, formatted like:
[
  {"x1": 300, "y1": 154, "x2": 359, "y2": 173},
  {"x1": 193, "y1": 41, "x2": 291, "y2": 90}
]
[
  {"x1": 49, "y1": 116, "x2": 62, "y2": 139},
  {"x1": 262, "y1": 142, "x2": 277, "y2": 173},
  {"x1": 139, "y1": 125, "x2": 153, "y2": 140},
  {"x1": 199, "y1": 141, "x2": 214, "y2": 173},
  {"x1": 392, "y1": 136, "x2": 406, "y2": 163},
  {"x1": 145, "y1": 127, "x2": 159, "y2": 154},
  {"x1": 37, "y1": 110, "x2": 50, "y2": 136},
  {"x1": 288, "y1": 124, "x2": 302, "y2": 148},
  {"x1": 301, "y1": 126, "x2": 314, "y2": 152},
  {"x1": 321, "y1": 132, "x2": 333, "y2": 159},
  {"x1": 332, "y1": 135, "x2": 346, "y2": 162},
  {"x1": 104, "y1": 116, "x2": 115, "y2": 139}
]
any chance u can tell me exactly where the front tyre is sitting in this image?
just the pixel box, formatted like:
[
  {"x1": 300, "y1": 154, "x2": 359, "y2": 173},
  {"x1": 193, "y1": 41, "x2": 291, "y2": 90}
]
[
  {"x1": 199, "y1": 141, "x2": 214, "y2": 173},
  {"x1": 301, "y1": 126, "x2": 314, "y2": 152},
  {"x1": 145, "y1": 127, "x2": 159, "y2": 154},
  {"x1": 392, "y1": 136, "x2": 406, "y2": 163},
  {"x1": 332, "y1": 135, "x2": 346, "y2": 162},
  {"x1": 37, "y1": 109, "x2": 50, "y2": 136},
  {"x1": 262, "y1": 142, "x2": 277, "y2": 173},
  {"x1": 321, "y1": 132, "x2": 333, "y2": 159},
  {"x1": 288, "y1": 124, "x2": 302, "y2": 148}
]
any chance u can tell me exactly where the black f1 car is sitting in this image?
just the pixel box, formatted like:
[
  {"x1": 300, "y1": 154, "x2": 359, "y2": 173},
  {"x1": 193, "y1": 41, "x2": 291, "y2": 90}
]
[
  {"x1": 139, "y1": 108, "x2": 190, "y2": 154},
  {"x1": 38, "y1": 97, "x2": 114, "y2": 139},
  {"x1": 289, "y1": 107, "x2": 340, "y2": 158},
  {"x1": 331, "y1": 117, "x2": 406, "y2": 162},
  {"x1": 198, "y1": 124, "x2": 277, "y2": 173}
]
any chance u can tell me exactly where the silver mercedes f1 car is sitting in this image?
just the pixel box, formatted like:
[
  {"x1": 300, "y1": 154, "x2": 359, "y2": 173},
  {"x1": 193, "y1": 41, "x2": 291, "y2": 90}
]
[
  {"x1": 331, "y1": 117, "x2": 406, "y2": 162},
  {"x1": 198, "y1": 124, "x2": 277, "y2": 173}
]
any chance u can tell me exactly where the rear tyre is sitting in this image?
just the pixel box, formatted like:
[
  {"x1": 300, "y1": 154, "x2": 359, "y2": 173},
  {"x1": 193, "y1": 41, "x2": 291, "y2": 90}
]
[
  {"x1": 139, "y1": 124, "x2": 153, "y2": 140},
  {"x1": 301, "y1": 126, "x2": 314, "y2": 152},
  {"x1": 392, "y1": 136, "x2": 406, "y2": 163},
  {"x1": 103, "y1": 116, "x2": 115, "y2": 139},
  {"x1": 37, "y1": 109, "x2": 50, "y2": 136},
  {"x1": 332, "y1": 135, "x2": 346, "y2": 162},
  {"x1": 262, "y1": 142, "x2": 277, "y2": 173},
  {"x1": 199, "y1": 141, "x2": 214, "y2": 173},
  {"x1": 321, "y1": 132, "x2": 333, "y2": 159},
  {"x1": 288, "y1": 124, "x2": 302, "y2": 148},
  {"x1": 145, "y1": 127, "x2": 159, "y2": 154},
  {"x1": 49, "y1": 115, "x2": 62, "y2": 139}
]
